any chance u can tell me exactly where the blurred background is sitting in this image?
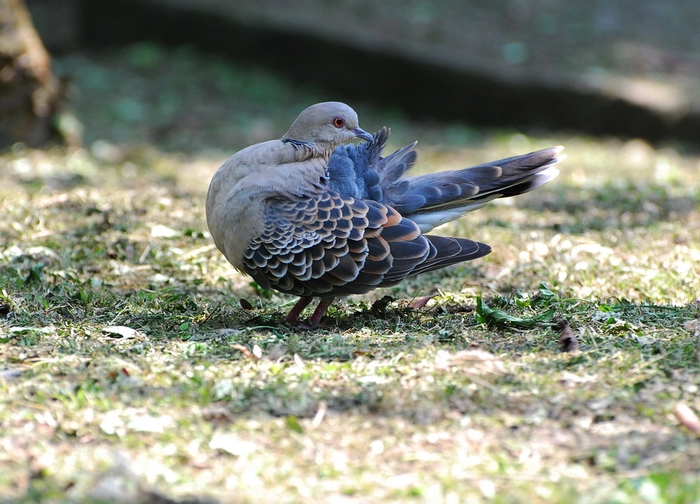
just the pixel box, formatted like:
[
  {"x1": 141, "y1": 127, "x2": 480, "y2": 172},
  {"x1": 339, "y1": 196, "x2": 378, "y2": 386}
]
[{"x1": 5, "y1": 0, "x2": 700, "y2": 152}]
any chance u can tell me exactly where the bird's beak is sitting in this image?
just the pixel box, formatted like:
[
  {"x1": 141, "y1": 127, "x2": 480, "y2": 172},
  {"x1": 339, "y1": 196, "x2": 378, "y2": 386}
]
[{"x1": 352, "y1": 127, "x2": 374, "y2": 143}]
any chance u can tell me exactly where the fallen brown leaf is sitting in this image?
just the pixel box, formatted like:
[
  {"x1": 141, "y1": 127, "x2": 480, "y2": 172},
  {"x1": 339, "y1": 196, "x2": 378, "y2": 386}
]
[{"x1": 555, "y1": 318, "x2": 579, "y2": 352}]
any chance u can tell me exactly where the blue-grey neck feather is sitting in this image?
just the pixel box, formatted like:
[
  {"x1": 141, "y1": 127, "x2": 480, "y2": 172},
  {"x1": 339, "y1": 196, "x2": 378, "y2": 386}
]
[
  {"x1": 327, "y1": 134, "x2": 383, "y2": 201},
  {"x1": 326, "y1": 127, "x2": 418, "y2": 206}
]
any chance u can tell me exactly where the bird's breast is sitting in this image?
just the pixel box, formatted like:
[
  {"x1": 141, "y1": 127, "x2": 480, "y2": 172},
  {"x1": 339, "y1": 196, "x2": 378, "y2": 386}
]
[{"x1": 206, "y1": 145, "x2": 331, "y2": 272}]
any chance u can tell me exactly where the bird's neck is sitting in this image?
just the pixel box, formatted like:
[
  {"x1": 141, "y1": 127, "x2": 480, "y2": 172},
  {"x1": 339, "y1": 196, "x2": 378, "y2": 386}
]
[{"x1": 282, "y1": 138, "x2": 336, "y2": 159}]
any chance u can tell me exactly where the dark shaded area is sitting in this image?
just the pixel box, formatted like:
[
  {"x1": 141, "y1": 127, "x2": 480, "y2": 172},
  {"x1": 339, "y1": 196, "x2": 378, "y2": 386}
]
[
  {"x1": 54, "y1": 0, "x2": 700, "y2": 146},
  {"x1": 0, "y1": 0, "x2": 64, "y2": 147}
]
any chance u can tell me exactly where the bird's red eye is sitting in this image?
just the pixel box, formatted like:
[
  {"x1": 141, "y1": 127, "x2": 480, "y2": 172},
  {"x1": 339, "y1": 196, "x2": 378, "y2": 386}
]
[{"x1": 332, "y1": 117, "x2": 345, "y2": 128}]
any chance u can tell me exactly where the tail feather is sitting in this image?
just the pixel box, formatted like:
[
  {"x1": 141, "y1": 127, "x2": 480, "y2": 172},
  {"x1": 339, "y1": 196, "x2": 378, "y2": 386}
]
[
  {"x1": 410, "y1": 235, "x2": 491, "y2": 277},
  {"x1": 391, "y1": 146, "x2": 564, "y2": 232}
]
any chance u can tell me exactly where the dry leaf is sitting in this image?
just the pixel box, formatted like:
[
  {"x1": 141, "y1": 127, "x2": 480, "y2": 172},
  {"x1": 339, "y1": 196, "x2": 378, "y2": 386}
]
[
  {"x1": 150, "y1": 224, "x2": 180, "y2": 238},
  {"x1": 209, "y1": 433, "x2": 256, "y2": 457},
  {"x1": 230, "y1": 344, "x2": 254, "y2": 360},
  {"x1": 266, "y1": 343, "x2": 288, "y2": 361},
  {"x1": 410, "y1": 295, "x2": 434, "y2": 309},
  {"x1": 555, "y1": 319, "x2": 579, "y2": 352},
  {"x1": 103, "y1": 326, "x2": 139, "y2": 339},
  {"x1": 683, "y1": 319, "x2": 700, "y2": 337},
  {"x1": 311, "y1": 400, "x2": 328, "y2": 428},
  {"x1": 436, "y1": 349, "x2": 506, "y2": 375},
  {"x1": 674, "y1": 403, "x2": 700, "y2": 434}
]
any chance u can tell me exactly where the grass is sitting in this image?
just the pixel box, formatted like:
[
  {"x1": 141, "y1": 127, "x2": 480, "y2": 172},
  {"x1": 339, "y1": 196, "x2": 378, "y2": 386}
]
[{"x1": 1, "y1": 43, "x2": 700, "y2": 503}]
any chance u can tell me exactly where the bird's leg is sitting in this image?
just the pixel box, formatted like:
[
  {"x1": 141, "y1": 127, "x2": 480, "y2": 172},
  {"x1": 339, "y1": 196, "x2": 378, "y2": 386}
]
[
  {"x1": 286, "y1": 296, "x2": 335, "y2": 329},
  {"x1": 308, "y1": 296, "x2": 336, "y2": 327},
  {"x1": 286, "y1": 296, "x2": 314, "y2": 324}
]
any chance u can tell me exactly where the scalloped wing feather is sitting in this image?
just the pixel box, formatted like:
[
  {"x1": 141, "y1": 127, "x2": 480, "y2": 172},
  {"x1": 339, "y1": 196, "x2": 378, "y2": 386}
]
[{"x1": 242, "y1": 192, "x2": 489, "y2": 298}]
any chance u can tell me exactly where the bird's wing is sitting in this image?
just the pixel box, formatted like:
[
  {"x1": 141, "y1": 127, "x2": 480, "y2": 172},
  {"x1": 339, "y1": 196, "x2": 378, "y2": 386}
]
[
  {"x1": 326, "y1": 128, "x2": 562, "y2": 232},
  {"x1": 242, "y1": 191, "x2": 489, "y2": 298}
]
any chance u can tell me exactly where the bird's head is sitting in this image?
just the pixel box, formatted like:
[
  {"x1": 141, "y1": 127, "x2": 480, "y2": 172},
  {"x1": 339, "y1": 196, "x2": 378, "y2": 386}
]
[{"x1": 282, "y1": 102, "x2": 373, "y2": 154}]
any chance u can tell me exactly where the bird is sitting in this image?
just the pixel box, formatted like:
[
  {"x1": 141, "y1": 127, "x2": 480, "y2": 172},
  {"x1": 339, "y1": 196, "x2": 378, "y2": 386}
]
[{"x1": 206, "y1": 102, "x2": 564, "y2": 326}]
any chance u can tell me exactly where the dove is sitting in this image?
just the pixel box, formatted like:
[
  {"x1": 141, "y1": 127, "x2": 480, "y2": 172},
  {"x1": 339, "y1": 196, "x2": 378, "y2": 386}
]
[{"x1": 206, "y1": 102, "x2": 564, "y2": 326}]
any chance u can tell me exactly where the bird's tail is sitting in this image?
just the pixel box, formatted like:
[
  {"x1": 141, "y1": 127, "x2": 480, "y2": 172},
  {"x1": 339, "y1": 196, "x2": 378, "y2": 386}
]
[{"x1": 383, "y1": 146, "x2": 564, "y2": 232}]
